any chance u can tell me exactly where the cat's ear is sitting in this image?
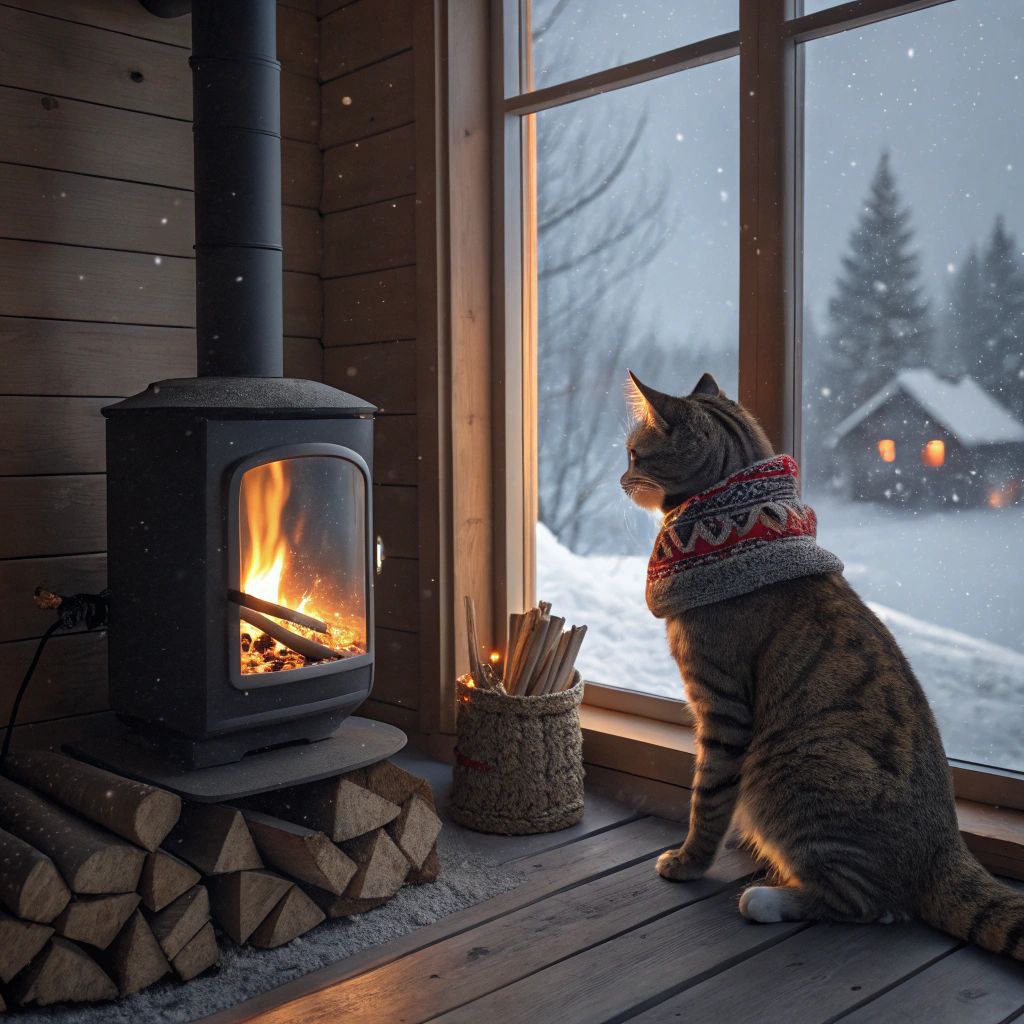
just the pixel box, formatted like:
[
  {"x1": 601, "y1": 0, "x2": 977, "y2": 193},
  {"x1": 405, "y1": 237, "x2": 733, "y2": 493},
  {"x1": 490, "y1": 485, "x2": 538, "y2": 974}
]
[
  {"x1": 626, "y1": 370, "x2": 672, "y2": 431},
  {"x1": 691, "y1": 372, "x2": 723, "y2": 398}
]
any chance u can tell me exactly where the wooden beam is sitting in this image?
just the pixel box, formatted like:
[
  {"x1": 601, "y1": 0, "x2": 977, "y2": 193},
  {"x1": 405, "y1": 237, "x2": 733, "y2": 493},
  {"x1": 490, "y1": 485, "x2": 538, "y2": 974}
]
[{"x1": 320, "y1": 51, "x2": 414, "y2": 148}]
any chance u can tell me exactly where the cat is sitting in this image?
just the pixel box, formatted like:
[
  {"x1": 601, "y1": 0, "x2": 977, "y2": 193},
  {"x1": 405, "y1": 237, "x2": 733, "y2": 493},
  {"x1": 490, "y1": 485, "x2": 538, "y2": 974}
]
[{"x1": 620, "y1": 369, "x2": 1024, "y2": 956}]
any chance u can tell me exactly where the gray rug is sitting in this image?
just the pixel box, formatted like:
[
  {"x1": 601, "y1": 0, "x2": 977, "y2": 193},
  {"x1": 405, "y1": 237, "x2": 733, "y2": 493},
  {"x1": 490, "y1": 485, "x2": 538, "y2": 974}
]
[{"x1": 17, "y1": 828, "x2": 525, "y2": 1024}]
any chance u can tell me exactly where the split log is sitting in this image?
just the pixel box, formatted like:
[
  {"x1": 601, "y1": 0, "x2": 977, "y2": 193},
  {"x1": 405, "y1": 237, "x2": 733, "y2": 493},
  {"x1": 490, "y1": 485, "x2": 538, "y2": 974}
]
[
  {"x1": 149, "y1": 885, "x2": 210, "y2": 961},
  {"x1": 11, "y1": 937, "x2": 117, "y2": 1006},
  {"x1": 249, "y1": 886, "x2": 324, "y2": 949},
  {"x1": 0, "y1": 911, "x2": 52, "y2": 983},
  {"x1": 408, "y1": 844, "x2": 440, "y2": 886},
  {"x1": 140, "y1": 849, "x2": 201, "y2": 913},
  {"x1": 53, "y1": 892, "x2": 140, "y2": 949},
  {"x1": 228, "y1": 589, "x2": 329, "y2": 634},
  {"x1": 240, "y1": 608, "x2": 339, "y2": 662},
  {"x1": 208, "y1": 869, "x2": 292, "y2": 945},
  {"x1": 3, "y1": 751, "x2": 181, "y2": 852},
  {"x1": 364, "y1": 761, "x2": 435, "y2": 810},
  {"x1": 341, "y1": 828, "x2": 409, "y2": 900},
  {"x1": 0, "y1": 777, "x2": 145, "y2": 894},
  {"x1": 171, "y1": 921, "x2": 219, "y2": 981},
  {"x1": 102, "y1": 910, "x2": 169, "y2": 996},
  {"x1": 240, "y1": 809, "x2": 357, "y2": 895},
  {"x1": 244, "y1": 775, "x2": 400, "y2": 842},
  {"x1": 164, "y1": 803, "x2": 263, "y2": 875},
  {"x1": 0, "y1": 826, "x2": 70, "y2": 922},
  {"x1": 307, "y1": 888, "x2": 388, "y2": 919},
  {"x1": 389, "y1": 794, "x2": 442, "y2": 870}
]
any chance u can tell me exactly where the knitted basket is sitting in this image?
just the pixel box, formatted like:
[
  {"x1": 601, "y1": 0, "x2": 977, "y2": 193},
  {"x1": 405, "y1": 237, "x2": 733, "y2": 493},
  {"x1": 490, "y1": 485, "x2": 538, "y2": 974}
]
[{"x1": 450, "y1": 673, "x2": 585, "y2": 835}]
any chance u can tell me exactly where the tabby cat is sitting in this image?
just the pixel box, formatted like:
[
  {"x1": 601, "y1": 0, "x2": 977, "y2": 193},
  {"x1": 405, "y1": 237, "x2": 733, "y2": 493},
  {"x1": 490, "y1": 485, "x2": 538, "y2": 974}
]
[{"x1": 620, "y1": 370, "x2": 1024, "y2": 956}]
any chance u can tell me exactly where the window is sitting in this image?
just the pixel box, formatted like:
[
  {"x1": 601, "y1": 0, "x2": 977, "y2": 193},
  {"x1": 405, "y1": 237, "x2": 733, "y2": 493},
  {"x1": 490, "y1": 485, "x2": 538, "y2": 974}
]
[{"x1": 495, "y1": 0, "x2": 1024, "y2": 790}]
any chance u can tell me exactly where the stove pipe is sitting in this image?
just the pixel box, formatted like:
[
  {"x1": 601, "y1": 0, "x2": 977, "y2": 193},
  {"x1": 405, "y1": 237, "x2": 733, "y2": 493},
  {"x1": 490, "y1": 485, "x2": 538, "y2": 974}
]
[{"x1": 191, "y1": 0, "x2": 283, "y2": 377}]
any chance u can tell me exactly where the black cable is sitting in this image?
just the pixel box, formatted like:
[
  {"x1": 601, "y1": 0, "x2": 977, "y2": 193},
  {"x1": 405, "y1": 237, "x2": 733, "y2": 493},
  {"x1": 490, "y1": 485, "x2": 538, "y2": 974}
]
[{"x1": 1, "y1": 620, "x2": 61, "y2": 763}]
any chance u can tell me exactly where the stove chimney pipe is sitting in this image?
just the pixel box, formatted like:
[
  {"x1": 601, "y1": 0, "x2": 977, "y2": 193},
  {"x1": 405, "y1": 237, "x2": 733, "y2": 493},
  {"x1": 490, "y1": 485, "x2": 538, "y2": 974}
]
[{"x1": 191, "y1": 0, "x2": 283, "y2": 377}]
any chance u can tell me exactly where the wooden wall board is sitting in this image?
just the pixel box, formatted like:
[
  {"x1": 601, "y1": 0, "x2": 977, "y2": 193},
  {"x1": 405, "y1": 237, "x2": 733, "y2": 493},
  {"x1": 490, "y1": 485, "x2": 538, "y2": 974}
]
[
  {"x1": 322, "y1": 196, "x2": 416, "y2": 279},
  {"x1": 0, "y1": 476, "x2": 105, "y2": 560},
  {"x1": 320, "y1": 51, "x2": 414, "y2": 148},
  {"x1": 0, "y1": 630, "x2": 108, "y2": 727},
  {"x1": 283, "y1": 205, "x2": 322, "y2": 275},
  {"x1": 324, "y1": 340, "x2": 416, "y2": 413},
  {"x1": 0, "y1": 398, "x2": 107, "y2": 475},
  {"x1": 374, "y1": 416, "x2": 418, "y2": 486},
  {"x1": 320, "y1": 0, "x2": 413, "y2": 83},
  {"x1": 321, "y1": 124, "x2": 416, "y2": 213},
  {"x1": 323, "y1": 267, "x2": 416, "y2": 346},
  {"x1": 0, "y1": 163, "x2": 194, "y2": 258},
  {"x1": 282, "y1": 139, "x2": 322, "y2": 209},
  {"x1": 282, "y1": 70, "x2": 321, "y2": 144},
  {"x1": 0, "y1": 86, "x2": 193, "y2": 189},
  {"x1": 0, "y1": 5, "x2": 191, "y2": 119},
  {"x1": 375, "y1": 556, "x2": 418, "y2": 633},
  {"x1": 0, "y1": 709, "x2": 123, "y2": 757},
  {"x1": 0, "y1": 554, "x2": 107, "y2": 644},
  {"x1": 283, "y1": 271, "x2": 323, "y2": 338},
  {"x1": 277, "y1": 4, "x2": 319, "y2": 78},
  {"x1": 373, "y1": 483, "x2": 418, "y2": 559},
  {"x1": 284, "y1": 336, "x2": 324, "y2": 381},
  {"x1": 373, "y1": 626, "x2": 419, "y2": 708},
  {"x1": 0, "y1": 0, "x2": 191, "y2": 47}
]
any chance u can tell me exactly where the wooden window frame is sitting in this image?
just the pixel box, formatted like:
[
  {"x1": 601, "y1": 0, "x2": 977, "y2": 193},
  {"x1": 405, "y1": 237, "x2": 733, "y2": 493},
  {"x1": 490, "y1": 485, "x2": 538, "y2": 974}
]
[{"x1": 443, "y1": 0, "x2": 1024, "y2": 815}]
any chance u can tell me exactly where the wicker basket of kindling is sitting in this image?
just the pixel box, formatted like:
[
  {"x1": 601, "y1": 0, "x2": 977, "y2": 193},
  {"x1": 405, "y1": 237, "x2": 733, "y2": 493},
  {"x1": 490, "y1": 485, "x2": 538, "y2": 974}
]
[{"x1": 450, "y1": 671, "x2": 585, "y2": 835}]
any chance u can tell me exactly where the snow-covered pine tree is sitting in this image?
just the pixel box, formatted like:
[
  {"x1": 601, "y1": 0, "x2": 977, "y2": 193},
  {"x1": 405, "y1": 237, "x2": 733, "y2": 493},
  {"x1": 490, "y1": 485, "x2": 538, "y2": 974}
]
[
  {"x1": 818, "y1": 150, "x2": 932, "y2": 425},
  {"x1": 975, "y1": 216, "x2": 1024, "y2": 418}
]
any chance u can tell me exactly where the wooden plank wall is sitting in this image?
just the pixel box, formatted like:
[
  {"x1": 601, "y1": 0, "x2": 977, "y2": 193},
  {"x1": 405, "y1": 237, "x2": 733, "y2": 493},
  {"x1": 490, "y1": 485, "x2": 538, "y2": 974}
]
[
  {"x1": 318, "y1": 0, "x2": 428, "y2": 734},
  {"x1": 0, "y1": 0, "x2": 325, "y2": 746}
]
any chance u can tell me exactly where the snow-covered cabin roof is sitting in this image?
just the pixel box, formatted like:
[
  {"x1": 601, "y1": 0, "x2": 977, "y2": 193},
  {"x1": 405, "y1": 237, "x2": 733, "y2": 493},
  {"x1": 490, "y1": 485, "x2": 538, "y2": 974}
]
[{"x1": 830, "y1": 369, "x2": 1024, "y2": 448}]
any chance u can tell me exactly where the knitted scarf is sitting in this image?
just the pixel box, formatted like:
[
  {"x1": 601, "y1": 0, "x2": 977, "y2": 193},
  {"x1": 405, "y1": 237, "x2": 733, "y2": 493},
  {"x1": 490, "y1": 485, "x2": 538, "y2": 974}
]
[{"x1": 646, "y1": 454, "x2": 844, "y2": 618}]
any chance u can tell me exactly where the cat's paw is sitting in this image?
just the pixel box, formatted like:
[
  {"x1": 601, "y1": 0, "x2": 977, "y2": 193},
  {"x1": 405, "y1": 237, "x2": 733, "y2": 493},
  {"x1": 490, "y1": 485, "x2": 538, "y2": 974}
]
[{"x1": 656, "y1": 849, "x2": 707, "y2": 881}]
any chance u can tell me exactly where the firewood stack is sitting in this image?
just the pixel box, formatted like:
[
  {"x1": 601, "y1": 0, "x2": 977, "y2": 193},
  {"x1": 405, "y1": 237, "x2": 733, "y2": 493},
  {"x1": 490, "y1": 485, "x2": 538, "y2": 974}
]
[{"x1": 0, "y1": 752, "x2": 442, "y2": 1009}]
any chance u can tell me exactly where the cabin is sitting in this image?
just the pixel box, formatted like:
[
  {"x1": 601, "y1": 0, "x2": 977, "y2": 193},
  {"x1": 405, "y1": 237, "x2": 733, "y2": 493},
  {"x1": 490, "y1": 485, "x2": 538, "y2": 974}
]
[
  {"x1": 0, "y1": 2, "x2": 1023, "y2": 1022},
  {"x1": 828, "y1": 369, "x2": 1024, "y2": 507}
]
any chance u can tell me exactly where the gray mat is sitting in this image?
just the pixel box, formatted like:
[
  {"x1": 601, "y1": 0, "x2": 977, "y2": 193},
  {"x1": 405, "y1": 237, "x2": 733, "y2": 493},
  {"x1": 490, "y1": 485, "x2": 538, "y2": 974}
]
[{"x1": 16, "y1": 827, "x2": 525, "y2": 1024}]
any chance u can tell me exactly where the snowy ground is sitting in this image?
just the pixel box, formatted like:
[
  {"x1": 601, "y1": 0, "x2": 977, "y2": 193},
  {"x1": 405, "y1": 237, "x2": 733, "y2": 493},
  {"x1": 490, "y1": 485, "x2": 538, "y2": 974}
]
[{"x1": 536, "y1": 498, "x2": 1024, "y2": 772}]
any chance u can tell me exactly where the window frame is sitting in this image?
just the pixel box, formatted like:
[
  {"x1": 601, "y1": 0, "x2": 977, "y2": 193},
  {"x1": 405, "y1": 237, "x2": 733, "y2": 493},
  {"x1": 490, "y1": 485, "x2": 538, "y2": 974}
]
[{"x1": 487, "y1": 0, "x2": 1024, "y2": 807}]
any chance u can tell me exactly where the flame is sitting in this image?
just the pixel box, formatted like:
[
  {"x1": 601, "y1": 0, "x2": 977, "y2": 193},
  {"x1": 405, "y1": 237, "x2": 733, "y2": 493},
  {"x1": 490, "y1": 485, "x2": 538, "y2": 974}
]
[
  {"x1": 238, "y1": 460, "x2": 366, "y2": 675},
  {"x1": 489, "y1": 650, "x2": 501, "y2": 665}
]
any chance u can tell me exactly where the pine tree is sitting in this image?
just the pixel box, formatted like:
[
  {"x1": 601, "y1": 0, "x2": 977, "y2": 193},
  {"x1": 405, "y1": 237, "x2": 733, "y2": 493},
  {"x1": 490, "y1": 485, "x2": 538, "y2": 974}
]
[
  {"x1": 820, "y1": 151, "x2": 933, "y2": 424},
  {"x1": 940, "y1": 244, "x2": 981, "y2": 378},
  {"x1": 975, "y1": 217, "x2": 1024, "y2": 417}
]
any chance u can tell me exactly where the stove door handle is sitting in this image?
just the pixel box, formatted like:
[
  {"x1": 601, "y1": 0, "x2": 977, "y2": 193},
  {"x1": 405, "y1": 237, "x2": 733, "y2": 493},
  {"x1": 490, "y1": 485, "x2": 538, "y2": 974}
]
[{"x1": 375, "y1": 535, "x2": 386, "y2": 575}]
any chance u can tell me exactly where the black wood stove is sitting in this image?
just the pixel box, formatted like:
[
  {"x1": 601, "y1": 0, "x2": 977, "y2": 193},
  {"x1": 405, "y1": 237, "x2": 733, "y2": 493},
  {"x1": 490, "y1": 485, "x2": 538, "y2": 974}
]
[{"x1": 75, "y1": 0, "x2": 404, "y2": 784}]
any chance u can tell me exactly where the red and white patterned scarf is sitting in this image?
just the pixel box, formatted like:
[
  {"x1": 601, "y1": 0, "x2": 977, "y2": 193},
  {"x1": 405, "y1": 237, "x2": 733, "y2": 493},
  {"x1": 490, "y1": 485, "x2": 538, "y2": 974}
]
[{"x1": 646, "y1": 455, "x2": 843, "y2": 617}]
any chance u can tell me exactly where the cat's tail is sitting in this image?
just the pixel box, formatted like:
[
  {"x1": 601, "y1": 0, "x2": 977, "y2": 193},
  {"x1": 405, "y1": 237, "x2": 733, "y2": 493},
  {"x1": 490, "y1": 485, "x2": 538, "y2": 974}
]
[{"x1": 918, "y1": 851, "x2": 1024, "y2": 959}]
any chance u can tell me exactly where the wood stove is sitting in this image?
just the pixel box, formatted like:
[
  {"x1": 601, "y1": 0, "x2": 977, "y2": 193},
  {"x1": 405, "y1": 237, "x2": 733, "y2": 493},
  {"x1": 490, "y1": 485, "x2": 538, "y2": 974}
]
[{"x1": 93, "y1": 0, "x2": 386, "y2": 771}]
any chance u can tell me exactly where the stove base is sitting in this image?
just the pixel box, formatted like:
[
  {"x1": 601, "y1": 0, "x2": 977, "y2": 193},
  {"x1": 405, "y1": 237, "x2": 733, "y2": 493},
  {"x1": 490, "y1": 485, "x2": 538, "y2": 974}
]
[{"x1": 68, "y1": 716, "x2": 407, "y2": 802}]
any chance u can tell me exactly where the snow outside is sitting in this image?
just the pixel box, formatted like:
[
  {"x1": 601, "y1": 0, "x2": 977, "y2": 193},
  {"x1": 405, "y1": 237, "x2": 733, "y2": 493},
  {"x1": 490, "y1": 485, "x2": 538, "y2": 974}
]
[{"x1": 532, "y1": 1, "x2": 1024, "y2": 772}]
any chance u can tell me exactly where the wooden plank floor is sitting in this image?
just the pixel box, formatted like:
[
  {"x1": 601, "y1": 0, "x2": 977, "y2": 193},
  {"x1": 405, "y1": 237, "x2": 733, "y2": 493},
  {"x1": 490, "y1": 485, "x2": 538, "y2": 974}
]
[{"x1": 208, "y1": 758, "x2": 1024, "y2": 1024}]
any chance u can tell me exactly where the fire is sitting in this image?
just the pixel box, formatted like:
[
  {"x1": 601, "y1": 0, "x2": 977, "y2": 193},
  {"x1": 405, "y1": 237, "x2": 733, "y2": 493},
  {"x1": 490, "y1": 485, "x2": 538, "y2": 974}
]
[
  {"x1": 238, "y1": 460, "x2": 366, "y2": 675},
  {"x1": 489, "y1": 650, "x2": 501, "y2": 665}
]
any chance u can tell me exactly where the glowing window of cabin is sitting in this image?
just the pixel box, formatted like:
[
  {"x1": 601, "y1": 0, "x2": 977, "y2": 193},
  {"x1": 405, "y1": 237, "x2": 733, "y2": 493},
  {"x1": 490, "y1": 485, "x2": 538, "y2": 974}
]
[
  {"x1": 877, "y1": 439, "x2": 896, "y2": 462},
  {"x1": 922, "y1": 439, "x2": 945, "y2": 467}
]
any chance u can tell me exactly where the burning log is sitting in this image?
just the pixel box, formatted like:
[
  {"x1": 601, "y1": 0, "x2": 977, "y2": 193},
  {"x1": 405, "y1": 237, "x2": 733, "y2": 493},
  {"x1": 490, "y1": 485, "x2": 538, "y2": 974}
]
[
  {"x1": 228, "y1": 589, "x2": 329, "y2": 634},
  {"x1": 140, "y1": 849, "x2": 201, "y2": 913},
  {"x1": 240, "y1": 608, "x2": 342, "y2": 663},
  {"x1": 240, "y1": 809, "x2": 357, "y2": 895},
  {"x1": 11, "y1": 937, "x2": 118, "y2": 1006},
  {"x1": 0, "y1": 911, "x2": 52, "y2": 983},
  {"x1": 102, "y1": 910, "x2": 170, "y2": 996},
  {"x1": 53, "y1": 892, "x2": 141, "y2": 950},
  {"x1": 249, "y1": 886, "x2": 324, "y2": 949},
  {"x1": 164, "y1": 803, "x2": 263, "y2": 875},
  {"x1": 0, "y1": 776, "x2": 145, "y2": 894},
  {"x1": 3, "y1": 750, "x2": 181, "y2": 852},
  {"x1": 0, "y1": 826, "x2": 70, "y2": 922},
  {"x1": 207, "y1": 869, "x2": 292, "y2": 945}
]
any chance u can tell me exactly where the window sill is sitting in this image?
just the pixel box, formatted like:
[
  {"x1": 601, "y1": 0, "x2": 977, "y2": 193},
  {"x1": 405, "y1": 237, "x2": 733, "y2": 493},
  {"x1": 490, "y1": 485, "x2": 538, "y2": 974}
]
[{"x1": 580, "y1": 705, "x2": 1024, "y2": 881}]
